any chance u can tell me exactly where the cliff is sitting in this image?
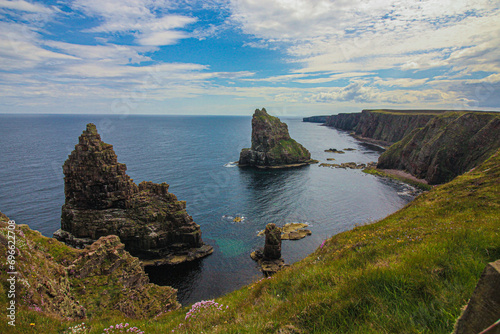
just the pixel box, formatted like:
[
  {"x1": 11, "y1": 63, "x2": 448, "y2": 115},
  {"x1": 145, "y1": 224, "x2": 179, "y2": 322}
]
[
  {"x1": 378, "y1": 112, "x2": 500, "y2": 184},
  {"x1": 302, "y1": 115, "x2": 329, "y2": 123},
  {"x1": 326, "y1": 109, "x2": 442, "y2": 145},
  {"x1": 54, "y1": 123, "x2": 213, "y2": 265},
  {"x1": 239, "y1": 108, "x2": 314, "y2": 168},
  {"x1": 0, "y1": 212, "x2": 179, "y2": 323}
]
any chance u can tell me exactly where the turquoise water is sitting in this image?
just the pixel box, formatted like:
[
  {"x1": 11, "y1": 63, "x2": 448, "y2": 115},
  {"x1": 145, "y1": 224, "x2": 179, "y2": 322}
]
[{"x1": 0, "y1": 114, "x2": 416, "y2": 304}]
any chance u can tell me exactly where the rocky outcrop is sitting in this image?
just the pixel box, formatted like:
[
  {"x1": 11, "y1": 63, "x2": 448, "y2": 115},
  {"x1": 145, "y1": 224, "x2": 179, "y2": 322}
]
[
  {"x1": 378, "y1": 112, "x2": 500, "y2": 184},
  {"x1": 239, "y1": 108, "x2": 314, "y2": 168},
  {"x1": 251, "y1": 223, "x2": 286, "y2": 276},
  {"x1": 0, "y1": 212, "x2": 179, "y2": 321},
  {"x1": 453, "y1": 260, "x2": 500, "y2": 334},
  {"x1": 264, "y1": 223, "x2": 282, "y2": 260},
  {"x1": 303, "y1": 116, "x2": 329, "y2": 123},
  {"x1": 280, "y1": 223, "x2": 312, "y2": 240},
  {"x1": 54, "y1": 123, "x2": 213, "y2": 265},
  {"x1": 69, "y1": 235, "x2": 180, "y2": 317}
]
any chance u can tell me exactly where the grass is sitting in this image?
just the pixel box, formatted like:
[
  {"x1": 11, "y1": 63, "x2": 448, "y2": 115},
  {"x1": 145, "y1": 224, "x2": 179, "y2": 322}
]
[{"x1": 2, "y1": 150, "x2": 499, "y2": 333}]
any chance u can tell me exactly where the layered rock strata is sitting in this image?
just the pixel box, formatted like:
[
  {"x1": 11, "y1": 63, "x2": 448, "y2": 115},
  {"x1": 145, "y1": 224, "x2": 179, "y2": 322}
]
[
  {"x1": 378, "y1": 112, "x2": 500, "y2": 184},
  {"x1": 239, "y1": 108, "x2": 314, "y2": 168},
  {"x1": 54, "y1": 123, "x2": 213, "y2": 265},
  {"x1": 326, "y1": 109, "x2": 446, "y2": 145}
]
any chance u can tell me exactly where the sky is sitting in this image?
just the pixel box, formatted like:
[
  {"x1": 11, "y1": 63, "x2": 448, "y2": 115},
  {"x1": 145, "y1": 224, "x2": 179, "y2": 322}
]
[{"x1": 0, "y1": 0, "x2": 499, "y2": 116}]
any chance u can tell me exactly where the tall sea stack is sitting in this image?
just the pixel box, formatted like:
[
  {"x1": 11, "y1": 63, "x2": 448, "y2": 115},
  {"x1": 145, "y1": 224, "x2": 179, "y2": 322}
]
[
  {"x1": 54, "y1": 123, "x2": 213, "y2": 265},
  {"x1": 239, "y1": 108, "x2": 313, "y2": 168}
]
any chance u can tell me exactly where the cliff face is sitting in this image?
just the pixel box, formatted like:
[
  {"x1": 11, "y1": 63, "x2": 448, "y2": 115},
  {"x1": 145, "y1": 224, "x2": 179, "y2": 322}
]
[
  {"x1": 303, "y1": 116, "x2": 329, "y2": 123},
  {"x1": 55, "y1": 123, "x2": 213, "y2": 265},
  {"x1": 239, "y1": 108, "x2": 312, "y2": 168},
  {"x1": 0, "y1": 213, "x2": 179, "y2": 320},
  {"x1": 326, "y1": 110, "x2": 438, "y2": 144},
  {"x1": 378, "y1": 112, "x2": 500, "y2": 184}
]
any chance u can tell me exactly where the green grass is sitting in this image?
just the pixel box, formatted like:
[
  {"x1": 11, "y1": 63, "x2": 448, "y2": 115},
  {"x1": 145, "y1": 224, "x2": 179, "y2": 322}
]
[{"x1": 3, "y1": 150, "x2": 499, "y2": 333}]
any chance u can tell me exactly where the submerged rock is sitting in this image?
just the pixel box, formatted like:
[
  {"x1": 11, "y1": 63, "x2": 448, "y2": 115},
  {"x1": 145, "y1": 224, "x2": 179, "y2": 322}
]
[
  {"x1": 239, "y1": 108, "x2": 314, "y2": 168},
  {"x1": 54, "y1": 123, "x2": 213, "y2": 266},
  {"x1": 281, "y1": 223, "x2": 312, "y2": 240},
  {"x1": 324, "y1": 148, "x2": 345, "y2": 153}
]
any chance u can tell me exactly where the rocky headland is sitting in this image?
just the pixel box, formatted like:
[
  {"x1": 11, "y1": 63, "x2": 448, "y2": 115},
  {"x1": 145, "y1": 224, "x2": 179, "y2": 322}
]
[
  {"x1": 239, "y1": 108, "x2": 316, "y2": 168},
  {"x1": 323, "y1": 109, "x2": 500, "y2": 184},
  {"x1": 0, "y1": 213, "x2": 180, "y2": 321},
  {"x1": 54, "y1": 123, "x2": 213, "y2": 265}
]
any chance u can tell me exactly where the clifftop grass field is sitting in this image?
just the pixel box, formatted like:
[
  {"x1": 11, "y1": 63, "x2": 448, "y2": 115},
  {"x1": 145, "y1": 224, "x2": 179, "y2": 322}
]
[{"x1": 1, "y1": 149, "x2": 499, "y2": 333}]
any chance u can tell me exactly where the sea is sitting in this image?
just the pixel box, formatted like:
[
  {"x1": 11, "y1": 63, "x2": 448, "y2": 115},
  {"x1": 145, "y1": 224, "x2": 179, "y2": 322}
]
[{"x1": 0, "y1": 114, "x2": 418, "y2": 305}]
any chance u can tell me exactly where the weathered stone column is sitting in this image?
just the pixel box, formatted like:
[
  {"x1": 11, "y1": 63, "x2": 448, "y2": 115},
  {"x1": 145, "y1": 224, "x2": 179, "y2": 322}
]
[{"x1": 264, "y1": 223, "x2": 281, "y2": 260}]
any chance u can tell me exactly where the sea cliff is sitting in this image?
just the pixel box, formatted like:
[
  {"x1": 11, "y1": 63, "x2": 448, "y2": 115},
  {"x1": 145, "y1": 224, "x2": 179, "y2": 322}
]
[
  {"x1": 326, "y1": 109, "x2": 445, "y2": 145},
  {"x1": 378, "y1": 112, "x2": 500, "y2": 184},
  {"x1": 326, "y1": 109, "x2": 500, "y2": 184}
]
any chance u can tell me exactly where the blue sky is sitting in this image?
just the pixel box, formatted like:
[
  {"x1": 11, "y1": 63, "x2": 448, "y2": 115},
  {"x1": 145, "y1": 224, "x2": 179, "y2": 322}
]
[{"x1": 1, "y1": 0, "x2": 499, "y2": 116}]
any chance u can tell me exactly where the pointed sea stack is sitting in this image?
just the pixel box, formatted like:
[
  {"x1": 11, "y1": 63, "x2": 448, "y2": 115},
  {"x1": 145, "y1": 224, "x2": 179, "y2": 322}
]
[
  {"x1": 238, "y1": 108, "x2": 315, "y2": 168},
  {"x1": 54, "y1": 123, "x2": 213, "y2": 266}
]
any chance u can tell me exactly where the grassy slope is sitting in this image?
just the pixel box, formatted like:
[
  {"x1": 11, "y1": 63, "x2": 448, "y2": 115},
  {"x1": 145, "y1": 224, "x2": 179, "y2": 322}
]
[{"x1": 4, "y1": 150, "x2": 499, "y2": 333}]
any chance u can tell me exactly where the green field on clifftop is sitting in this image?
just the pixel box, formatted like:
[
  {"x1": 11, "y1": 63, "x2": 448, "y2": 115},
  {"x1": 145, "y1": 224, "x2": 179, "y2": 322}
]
[{"x1": 2, "y1": 150, "x2": 499, "y2": 333}]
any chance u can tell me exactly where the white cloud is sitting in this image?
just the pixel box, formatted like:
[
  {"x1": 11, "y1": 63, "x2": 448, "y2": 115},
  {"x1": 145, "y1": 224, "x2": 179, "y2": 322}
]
[
  {"x1": 71, "y1": 0, "x2": 196, "y2": 46},
  {"x1": 230, "y1": 0, "x2": 500, "y2": 80},
  {"x1": 0, "y1": 0, "x2": 53, "y2": 13}
]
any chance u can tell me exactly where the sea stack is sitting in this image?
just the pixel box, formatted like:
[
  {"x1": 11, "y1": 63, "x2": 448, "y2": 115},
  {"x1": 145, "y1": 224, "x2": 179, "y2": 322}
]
[
  {"x1": 251, "y1": 223, "x2": 286, "y2": 276},
  {"x1": 239, "y1": 108, "x2": 314, "y2": 168},
  {"x1": 54, "y1": 123, "x2": 213, "y2": 266}
]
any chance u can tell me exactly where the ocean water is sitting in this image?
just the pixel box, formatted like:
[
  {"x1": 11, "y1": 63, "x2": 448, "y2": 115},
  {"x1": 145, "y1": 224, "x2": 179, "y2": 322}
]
[{"x1": 0, "y1": 114, "x2": 416, "y2": 305}]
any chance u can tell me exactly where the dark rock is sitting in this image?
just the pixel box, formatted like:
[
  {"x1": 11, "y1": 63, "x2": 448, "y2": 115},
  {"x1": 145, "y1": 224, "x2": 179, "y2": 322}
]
[
  {"x1": 239, "y1": 108, "x2": 313, "y2": 168},
  {"x1": 264, "y1": 223, "x2": 282, "y2": 260},
  {"x1": 252, "y1": 223, "x2": 286, "y2": 276},
  {"x1": 325, "y1": 148, "x2": 345, "y2": 153},
  {"x1": 55, "y1": 123, "x2": 213, "y2": 265},
  {"x1": 453, "y1": 260, "x2": 500, "y2": 334}
]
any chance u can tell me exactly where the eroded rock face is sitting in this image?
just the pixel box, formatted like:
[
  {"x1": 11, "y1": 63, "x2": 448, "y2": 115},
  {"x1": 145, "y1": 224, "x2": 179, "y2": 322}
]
[
  {"x1": 378, "y1": 112, "x2": 500, "y2": 184},
  {"x1": 453, "y1": 260, "x2": 500, "y2": 334},
  {"x1": 239, "y1": 108, "x2": 313, "y2": 168},
  {"x1": 69, "y1": 235, "x2": 180, "y2": 317},
  {"x1": 54, "y1": 123, "x2": 213, "y2": 265}
]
